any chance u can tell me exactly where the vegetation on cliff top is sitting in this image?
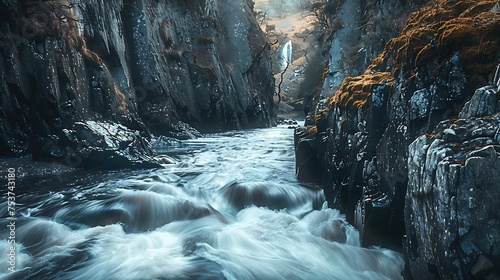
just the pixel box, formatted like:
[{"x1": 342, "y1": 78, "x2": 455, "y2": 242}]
[{"x1": 325, "y1": 0, "x2": 500, "y2": 111}]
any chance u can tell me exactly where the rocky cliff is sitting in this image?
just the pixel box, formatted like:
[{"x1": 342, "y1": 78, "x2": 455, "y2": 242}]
[
  {"x1": 299, "y1": 0, "x2": 427, "y2": 119},
  {"x1": 0, "y1": 0, "x2": 275, "y2": 167},
  {"x1": 406, "y1": 82, "x2": 500, "y2": 279},
  {"x1": 321, "y1": 0, "x2": 427, "y2": 96},
  {"x1": 296, "y1": 0, "x2": 500, "y2": 279}
]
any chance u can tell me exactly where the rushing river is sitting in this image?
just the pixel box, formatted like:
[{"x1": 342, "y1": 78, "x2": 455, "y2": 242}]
[{"x1": 0, "y1": 126, "x2": 403, "y2": 280}]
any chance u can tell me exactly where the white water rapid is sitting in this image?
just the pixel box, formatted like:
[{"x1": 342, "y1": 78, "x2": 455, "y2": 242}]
[{"x1": 0, "y1": 126, "x2": 403, "y2": 279}]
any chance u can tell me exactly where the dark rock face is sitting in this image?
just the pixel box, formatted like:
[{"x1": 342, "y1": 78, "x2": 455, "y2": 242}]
[
  {"x1": 301, "y1": 0, "x2": 426, "y2": 114},
  {"x1": 121, "y1": 0, "x2": 275, "y2": 134},
  {"x1": 404, "y1": 80, "x2": 500, "y2": 280},
  {"x1": 296, "y1": 0, "x2": 500, "y2": 278},
  {"x1": 0, "y1": 0, "x2": 275, "y2": 164},
  {"x1": 294, "y1": 126, "x2": 321, "y2": 184}
]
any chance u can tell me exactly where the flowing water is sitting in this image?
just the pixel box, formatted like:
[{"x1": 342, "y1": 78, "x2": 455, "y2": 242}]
[
  {"x1": 0, "y1": 126, "x2": 403, "y2": 280},
  {"x1": 281, "y1": 40, "x2": 292, "y2": 70}
]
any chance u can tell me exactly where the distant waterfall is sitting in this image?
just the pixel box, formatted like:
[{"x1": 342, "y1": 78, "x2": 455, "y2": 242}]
[{"x1": 281, "y1": 40, "x2": 292, "y2": 70}]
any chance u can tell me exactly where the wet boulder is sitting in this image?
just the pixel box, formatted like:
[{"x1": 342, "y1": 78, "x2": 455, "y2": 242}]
[
  {"x1": 161, "y1": 121, "x2": 203, "y2": 140},
  {"x1": 405, "y1": 114, "x2": 500, "y2": 279},
  {"x1": 151, "y1": 135, "x2": 182, "y2": 150},
  {"x1": 34, "y1": 121, "x2": 161, "y2": 169}
]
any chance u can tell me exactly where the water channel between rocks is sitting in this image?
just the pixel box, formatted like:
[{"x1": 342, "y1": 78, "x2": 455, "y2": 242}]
[{"x1": 1, "y1": 125, "x2": 404, "y2": 280}]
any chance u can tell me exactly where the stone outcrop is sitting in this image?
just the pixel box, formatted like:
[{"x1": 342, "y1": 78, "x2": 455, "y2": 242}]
[
  {"x1": 295, "y1": 0, "x2": 500, "y2": 278},
  {"x1": 34, "y1": 120, "x2": 162, "y2": 169},
  {"x1": 406, "y1": 110, "x2": 500, "y2": 280},
  {"x1": 0, "y1": 0, "x2": 275, "y2": 166}
]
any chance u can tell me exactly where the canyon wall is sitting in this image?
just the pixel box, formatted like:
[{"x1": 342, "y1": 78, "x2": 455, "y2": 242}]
[
  {"x1": 296, "y1": 0, "x2": 500, "y2": 279},
  {"x1": 321, "y1": 0, "x2": 427, "y2": 96},
  {"x1": 0, "y1": 0, "x2": 275, "y2": 166}
]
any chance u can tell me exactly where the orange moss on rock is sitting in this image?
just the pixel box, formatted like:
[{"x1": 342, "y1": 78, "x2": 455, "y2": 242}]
[
  {"x1": 323, "y1": 0, "x2": 499, "y2": 116},
  {"x1": 81, "y1": 44, "x2": 103, "y2": 65},
  {"x1": 20, "y1": 0, "x2": 81, "y2": 49},
  {"x1": 307, "y1": 126, "x2": 318, "y2": 136},
  {"x1": 113, "y1": 83, "x2": 127, "y2": 111},
  {"x1": 328, "y1": 71, "x2": 393, "y2": 109},
  {"x1": 369, "y1": 0, "x2": 499, "y2": 82}
]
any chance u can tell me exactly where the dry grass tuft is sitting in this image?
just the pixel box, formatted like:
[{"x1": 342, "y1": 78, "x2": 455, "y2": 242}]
[
  {"x1": 307, "y1": 126, "x2": 318, "y2": 135},
  {"x1": 328, "y1": 71, "x2": 393, "y2": 109},
  {"x1": 159, "y1": 18, "x2": 172, "y2": 47},
  {"x1": 198, "y1": 65, "x2": 218, "y2": 83},
  {"x1": 113, "y1": 83, "x2": 127, "y2": 111},
  {"x1": 81, "y1": 39, "x2": 104, "y2": 65}
]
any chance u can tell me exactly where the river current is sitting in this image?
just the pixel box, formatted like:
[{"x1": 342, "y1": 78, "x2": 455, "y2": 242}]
[{"x1": 0, "y1": 126, "x2": 403, "y2": 279}]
